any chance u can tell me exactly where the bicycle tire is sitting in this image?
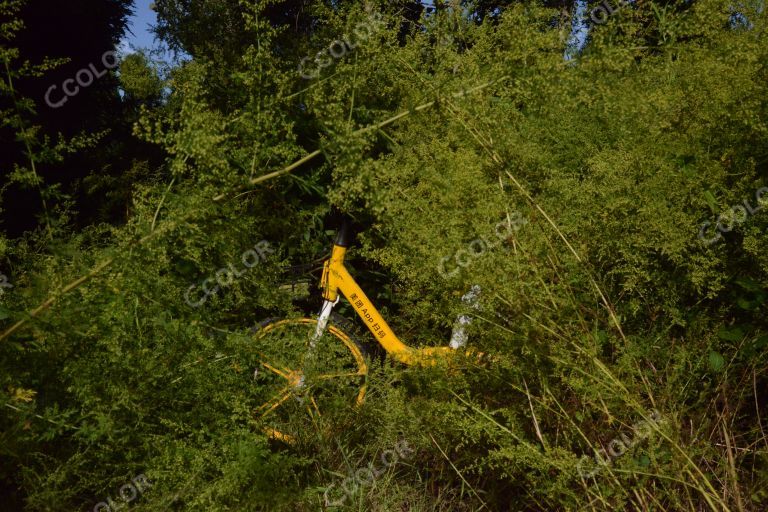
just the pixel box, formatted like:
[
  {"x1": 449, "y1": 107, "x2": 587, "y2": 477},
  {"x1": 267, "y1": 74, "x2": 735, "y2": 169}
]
[{"x1": 242, "y1": 314, "x2": 370, "y2": 443}]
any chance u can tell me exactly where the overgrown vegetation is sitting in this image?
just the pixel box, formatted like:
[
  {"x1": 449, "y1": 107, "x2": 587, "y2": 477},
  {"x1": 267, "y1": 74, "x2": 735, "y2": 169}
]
[{"x1": 1, "y1": 0, "x2": 767, "y2": 510}]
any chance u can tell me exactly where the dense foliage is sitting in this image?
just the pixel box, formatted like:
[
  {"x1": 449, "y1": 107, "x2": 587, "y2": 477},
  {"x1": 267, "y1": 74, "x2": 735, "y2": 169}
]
[{"x1": 1, "y1": 0, "x2": 767, "y2": 510}]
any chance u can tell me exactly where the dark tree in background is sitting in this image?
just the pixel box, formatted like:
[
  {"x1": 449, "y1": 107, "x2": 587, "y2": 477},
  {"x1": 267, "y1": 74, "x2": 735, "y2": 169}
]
[{"x1": 0, "y1": 0, "x2": 165, "y2": 236}]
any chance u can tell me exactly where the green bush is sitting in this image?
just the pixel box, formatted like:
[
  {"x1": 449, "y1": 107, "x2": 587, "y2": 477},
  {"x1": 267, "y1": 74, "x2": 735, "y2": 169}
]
[{"x1": 2, "y1": 0, "x2": 767, "y2": 510}]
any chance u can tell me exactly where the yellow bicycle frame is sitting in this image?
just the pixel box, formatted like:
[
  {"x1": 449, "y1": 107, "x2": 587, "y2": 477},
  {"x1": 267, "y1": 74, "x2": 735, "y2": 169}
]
[{"x1": 320, "y1": 243, "x2": 455, "y2": 366}]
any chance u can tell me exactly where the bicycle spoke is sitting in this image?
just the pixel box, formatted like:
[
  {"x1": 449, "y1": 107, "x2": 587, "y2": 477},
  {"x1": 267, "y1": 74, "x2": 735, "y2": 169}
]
[
  {"x1": 242, "y1": 317, "x2": 368, "y2": 443},
  {"x1": 316, "y1": 371, "x2": 365, "y2": 381},
  {"x1": 309, "y1": 396, "x2": 321, "y2": 417},
  {"x1": 262, "y1": 427, "x2": 294, "y2": 444},
  {"x1": 257, "y1": 387, "x2": 293, "y2": 418},
  {"x1": 259, "y1": 360, "x2": 292, "y2": 380}
]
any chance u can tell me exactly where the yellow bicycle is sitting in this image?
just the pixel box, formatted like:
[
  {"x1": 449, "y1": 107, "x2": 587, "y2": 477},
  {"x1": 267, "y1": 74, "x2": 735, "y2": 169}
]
[{"x1": 239, "y1": 221, "x2": 484, "y2": 443}]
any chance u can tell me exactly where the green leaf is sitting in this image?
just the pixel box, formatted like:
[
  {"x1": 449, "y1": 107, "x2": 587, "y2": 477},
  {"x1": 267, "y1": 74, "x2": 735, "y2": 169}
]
[
  {"x1": 708, "y1": 351, "x2": 725, "y2": 372},
  {"x1": 734, "y1": 277, "x2": 762, "y2": 292},
  {"x1": 717, "y1": 326, "x2": 744, "y2": 342},
  {"x1": 754, "y1": 335, "x2": 768, "y2": 350},
  {"x1": 703, "y1": 190, "x2": 718, "y2": 213},
  {"x1": 736, "y1": 297, "x2": 756, "y2": 310},
  {"x1": 743, "y1": 335, "x2": 768, "y2": 359}
]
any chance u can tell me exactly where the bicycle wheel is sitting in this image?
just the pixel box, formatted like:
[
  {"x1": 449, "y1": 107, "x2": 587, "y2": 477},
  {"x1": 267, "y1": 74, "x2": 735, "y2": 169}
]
[{"x1": 236, "y1": 315, "x2": 369, "y2": 443}]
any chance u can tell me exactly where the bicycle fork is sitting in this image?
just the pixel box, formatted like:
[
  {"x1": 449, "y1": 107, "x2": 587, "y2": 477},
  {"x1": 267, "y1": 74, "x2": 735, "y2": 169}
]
[
  {"x1": 311, "y1": 297, "x2": 338, "y2": 347},
  {"x1": 312, "y1": 230, "x2": 348, "y2": 346}
]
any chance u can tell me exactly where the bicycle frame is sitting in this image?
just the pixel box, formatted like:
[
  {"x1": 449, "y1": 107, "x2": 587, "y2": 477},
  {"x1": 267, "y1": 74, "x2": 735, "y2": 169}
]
[{"x1": 319, "y1": 241, "x2": 454, "y2": 366}]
